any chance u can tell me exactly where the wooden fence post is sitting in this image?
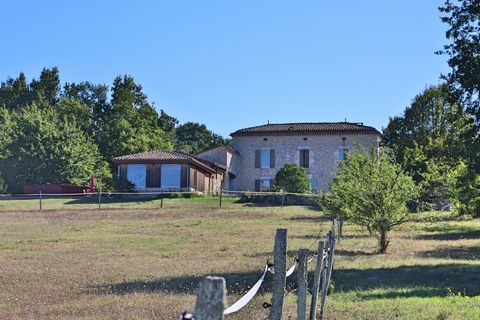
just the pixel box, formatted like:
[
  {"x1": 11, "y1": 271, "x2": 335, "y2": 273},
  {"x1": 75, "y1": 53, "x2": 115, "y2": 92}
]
[
  {"x1": 319, "y1": 238, "x2": 335, "y2": 320},
  {"x1": 270, "y1": 228, "x2": 287, "y2": 320},
  {"x1": 160, "y1": 191, "x2": 164, "y2": 208},
  {"x1": 194, "y1": 276, "x2": 226, "y2": 320},
  {"x1": 219, "y1": 188, "x2": 223, "y2": 207},
  {"x1": 281, "y1": 189, "x2": 285, "y2": 209},
  {"x1": 338, "y1": 216, "x2": 344, "y2": 241},
  {"x1": 297, "y1": 248, "x2": 309, "y2": 320},
  {"x1": 331, "y1": 219, "x2": 336, "y2": 241},
  {"x1": 326, "y1": 239, "x2": 336, "y2": 288},
  {"x1": 309, "y1": 241, "x2": 325, "y2": 320},
  {"x1": 39, "y1": 190, "x2": 42, "y2": 211},
  {"x1": 98, "y1": 189, "x2": 101, "y2": 209}
]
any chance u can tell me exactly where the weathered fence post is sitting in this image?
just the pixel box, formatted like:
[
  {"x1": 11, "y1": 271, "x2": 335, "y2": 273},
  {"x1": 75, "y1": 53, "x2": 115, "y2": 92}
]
[
  {"x1": 326, "y1": 239, "x2": 336, "y2": 288},
  {"x1": 338, "y1": 216, "x2": 344, "y2": 241},
  {"x1": 160, "y1": 191, "x2": 164, "y2": 208},
  {"x1": 194, "y1": 276, "x2": 226, "y2": 320},
  {"x1": 39, "y1": 190, "x2": 42, "y2": 211},
  {"x1": 297, "y1": 248, "x2": 309, "y2": 320},
  {"x1": 319, "y1": 237, "x2": 335, "y2": 320},
  {"x1": 309, "y1": 241, "x2": 325, "y2": 320},
  {"x1": 98, "y1": 189, "x2": 101, "y2": 209},
  {"x1": 331, "y1": 219, "x2": 336, "y2": 241},
  {"x1": 270, "y1": 228, "x2": 287, "y2": 320},
  {"x1": 281, "y1": 189, "x2": 285, "y2": 209},
  {"x1": 219, "y1": 188, "x2": 223, "y2": 207}
]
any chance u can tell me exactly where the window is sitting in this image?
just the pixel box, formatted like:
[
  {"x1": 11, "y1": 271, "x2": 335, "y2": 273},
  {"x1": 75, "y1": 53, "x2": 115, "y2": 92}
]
[
  {"x1": 161, "y1": 164, "x2": 181, "y2": 188},
  {"x1": 310, "y1": 175, "x2": 318, "y2": 192},
  {"x1": 255, "y1": 178, "x2": 272, "y2": 191},
  {"x1": 127, "y1": 164, "x2": 146, "y2": 188},
  {"x1": 299, "y1": 149, "x2": 309, "y2": 168},
  {"x1": 260, "y1": 179, "x2": 271, "y2": 192},
  {"x1": 260, "y1": 149, "x2": 270, "y2": 168},
  {"x1": 338, "y1": 148, "x2": 349, "y2": 161}
]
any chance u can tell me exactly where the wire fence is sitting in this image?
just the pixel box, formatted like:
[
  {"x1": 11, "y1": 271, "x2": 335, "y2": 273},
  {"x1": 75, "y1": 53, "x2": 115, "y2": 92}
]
[
  {"x1": 0, "y1": 189, "x2": 320, "y2": 212},
  {"x1": 179, "y1": 220, "x2": 342, "y2": 320}
]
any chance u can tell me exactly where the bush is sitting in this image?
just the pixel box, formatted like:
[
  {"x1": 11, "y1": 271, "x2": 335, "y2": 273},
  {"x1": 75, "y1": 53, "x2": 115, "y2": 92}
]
[{"x1": 274, "y1": 163, "x2": 310, "y2": 193}]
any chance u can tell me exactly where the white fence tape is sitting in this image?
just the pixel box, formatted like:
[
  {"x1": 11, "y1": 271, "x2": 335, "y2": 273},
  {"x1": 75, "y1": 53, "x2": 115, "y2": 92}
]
[
  {"x1": 223, "y1": 258, "x2": 298, "y2": 315},
  {"x1": 223, "y1": 264, "x2": 269, "y2": 315}
]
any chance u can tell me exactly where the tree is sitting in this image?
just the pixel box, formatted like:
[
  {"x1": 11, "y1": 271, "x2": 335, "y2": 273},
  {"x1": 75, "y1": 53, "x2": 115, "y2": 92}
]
[
  {"x1": 0, "y1": 104, "x2": 111, "y2": 192},
  {"x1": 319, "y1": 149, "x2": 418, "y2": 253},
  {"x1": 273, "y1": 163, "x2": 310, "y2": 193},
  {"x1": 0, "y1": 72, "x2": 31, "y2": 110},
  {"x1": 0, "y1": 69, "x2": 181, "y2": 191},
  {"x1": 383, "y1": 84, "x2": 473, "y2": 207},
  {"x1": 439, "y1": 0, "x2": 480, "y2": 120},
  {"x1": 98, "y1": 75, "x2": 174, "y2": 160},
  {"x1": 30, "y1": 67, "x2": 61, "y2": 106},
  {"x1": 439, "y1": 1, "x2": 480, "y2": 216},
  {"x1": 175, "y1": 122, "x2": 228, "y2": 154}
]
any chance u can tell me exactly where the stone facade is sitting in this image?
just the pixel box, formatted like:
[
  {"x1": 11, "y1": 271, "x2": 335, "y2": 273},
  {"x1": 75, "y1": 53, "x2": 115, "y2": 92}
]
[{"x1": 229, "y1": 133, "x2": 381, "y2": 192}]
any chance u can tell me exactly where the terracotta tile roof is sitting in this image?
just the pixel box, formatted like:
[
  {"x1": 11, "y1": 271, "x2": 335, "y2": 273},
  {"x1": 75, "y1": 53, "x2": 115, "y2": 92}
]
[
  {"x1": 230, "y1": 122, "x2": 380, "y2": 136},
  {"x1": 113, "y1": 150, "x2": 192, "y2": 162},
  {"x1": 112, "y1": 150, "x2": 223, "y2": 173}
]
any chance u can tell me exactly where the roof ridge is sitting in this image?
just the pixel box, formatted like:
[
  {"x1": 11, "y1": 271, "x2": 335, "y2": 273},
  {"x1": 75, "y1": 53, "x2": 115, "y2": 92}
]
[{"x1": 230, "y1": 122, "x2": 380, "y2": 137}]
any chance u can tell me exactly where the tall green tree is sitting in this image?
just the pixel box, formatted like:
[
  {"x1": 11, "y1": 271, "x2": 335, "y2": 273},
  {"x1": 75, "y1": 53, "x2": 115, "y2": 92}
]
[
  {"x1": 0, "y1": 105, "x2": 110, "y2": 192},
  {"x1": 98, "y1": 75, "x2": 174, "y2": 160},
  {"x1": 384, "y1": 84, "x2": 473, "y2": 205},
  {"x1": 0, "y1": 72, "x2": 31, "y2": 110},
  {"x1": 439, "y1": 0, "x2": 480, "y2": 216},
  {"x1": 175, "y1": 122, "x2": 228, "y2": 154},
  {"x1": 319, "y1": 149, "x2": 419, "y2": 253},
  {"x1": 439, "y1": 0, "x2": 480, "y2": 120},
  {"x1": 0, "y1": 68, "x2": 180, "y2": 191}
]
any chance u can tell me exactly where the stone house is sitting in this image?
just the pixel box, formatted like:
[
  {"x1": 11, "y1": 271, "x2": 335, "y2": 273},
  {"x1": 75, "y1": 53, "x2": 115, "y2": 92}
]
[
  {"x1": 114, "y1": 122, "x2": 381, "y2": 193},
  {"x1": 197, "y1": 122, "x2": 381, "y2": 192}
]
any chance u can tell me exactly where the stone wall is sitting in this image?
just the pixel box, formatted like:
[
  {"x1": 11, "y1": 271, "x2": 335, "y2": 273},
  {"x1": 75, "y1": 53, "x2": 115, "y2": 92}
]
[{"x1": 230, "y1": 133, "x2": 381, "y2": 191}]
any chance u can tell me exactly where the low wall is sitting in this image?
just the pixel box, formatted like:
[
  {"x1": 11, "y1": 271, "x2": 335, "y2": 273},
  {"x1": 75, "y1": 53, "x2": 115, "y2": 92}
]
[{"x1": 238, "y1": 193, "x2": 318, "y2": 206}]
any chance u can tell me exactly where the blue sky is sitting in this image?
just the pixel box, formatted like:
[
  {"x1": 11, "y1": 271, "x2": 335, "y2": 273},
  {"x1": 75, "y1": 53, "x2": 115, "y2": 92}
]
[{"x1": 0, "y1": 1, "x2": 449, "y2": 137}]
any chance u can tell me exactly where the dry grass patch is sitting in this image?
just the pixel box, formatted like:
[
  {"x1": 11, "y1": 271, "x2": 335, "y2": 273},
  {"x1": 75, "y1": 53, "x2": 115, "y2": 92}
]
[{"x1": 0, "y1": 198, "x2": 479, "y2": 319}]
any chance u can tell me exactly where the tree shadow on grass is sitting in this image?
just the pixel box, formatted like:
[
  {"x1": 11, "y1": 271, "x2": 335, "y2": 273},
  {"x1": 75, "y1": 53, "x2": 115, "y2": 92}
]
[
  {"x1": 415, "y1": 229, "x2": 480, "y2": 241},
  {"x1": 334, "y1": 263, "x2": 480, "y2": 299},
  {"x1": 418, "y1": 246, "x2": 480, "y2": 260},
  {"x1": 90, "y1": 269, "x2": 298, "y2": 296},
  {"x1": 335, "y1": 249, "x2": 376, "y2": 256},
  {"x1": 91, "y1": 263, "x2": 480, "y2": 301}
]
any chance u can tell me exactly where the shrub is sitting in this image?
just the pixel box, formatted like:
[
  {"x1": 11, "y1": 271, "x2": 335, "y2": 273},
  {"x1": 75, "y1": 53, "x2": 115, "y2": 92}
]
[{"x1": 274, "y1": 163, "x2": 310, "y2": 193}]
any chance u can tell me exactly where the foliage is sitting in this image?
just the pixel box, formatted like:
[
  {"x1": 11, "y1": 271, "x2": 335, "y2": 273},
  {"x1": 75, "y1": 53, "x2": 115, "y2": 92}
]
[
  {"x1": 175, "y1": 121, "x2": 229, "y2": 154},
  {"x1": 439, "y1": 0, "x2": 480, "y2": 120},
  {"x1": 439, "y1": 1, "x2": 480, "y2": 216},
  {"x1": 98, "y1": 75, "x2": 175, "y2": 160},
  {"x1": 319, "y1": 148, "x2": 419, "y2": 253},
  {"x1": 383, "y1": 84, "x2": 473, "y2": 207},
  {"x1": 273, "y1": 163, "x2": 311, "y2": 193},
  {"x1": 0, "y1": 68, "x2": 234, "y2": 192},
  {"x1": 0, "y1": 104, "x2": 111, "y2": 192}
]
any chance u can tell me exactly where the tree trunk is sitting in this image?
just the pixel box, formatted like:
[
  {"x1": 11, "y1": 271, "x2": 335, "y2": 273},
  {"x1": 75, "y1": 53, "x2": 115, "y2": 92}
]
[{"x1": 379, "y1": 229, "x2": 389, "y2": 254}]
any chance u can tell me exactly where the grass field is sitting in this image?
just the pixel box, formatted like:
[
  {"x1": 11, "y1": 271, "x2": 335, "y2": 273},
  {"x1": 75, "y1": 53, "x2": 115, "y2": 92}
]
[{"x1": 0, "y1": 197, "x2": 479, "y2": 319}]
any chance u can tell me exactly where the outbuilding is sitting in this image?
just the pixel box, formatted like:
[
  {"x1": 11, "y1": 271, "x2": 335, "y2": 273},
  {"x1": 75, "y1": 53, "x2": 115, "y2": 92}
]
[{"x1": 113, "y1": 150, "x2": 225, "y2": 194}]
